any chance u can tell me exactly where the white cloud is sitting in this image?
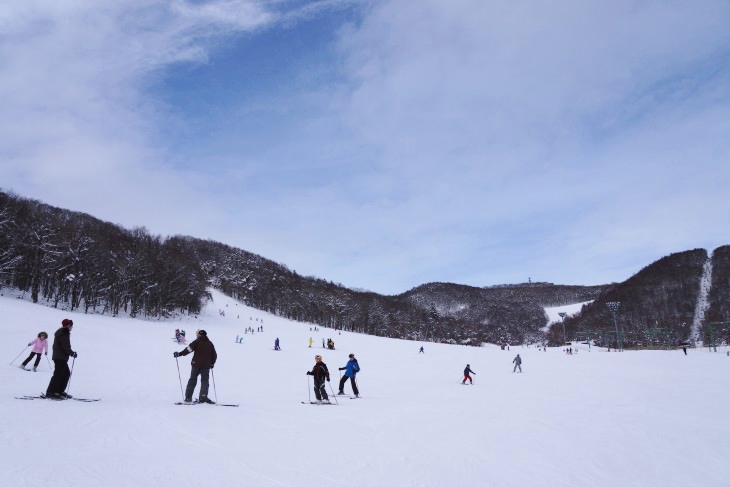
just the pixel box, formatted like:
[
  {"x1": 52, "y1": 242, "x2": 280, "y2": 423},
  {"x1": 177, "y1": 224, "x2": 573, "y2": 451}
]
[{"x1": 1, "y1": 0, "x2": 728, "y2": 294}]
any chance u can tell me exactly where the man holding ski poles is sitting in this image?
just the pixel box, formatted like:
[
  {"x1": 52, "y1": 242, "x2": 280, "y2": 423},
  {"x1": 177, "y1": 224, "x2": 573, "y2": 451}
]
[{"x1": 174, "y1": 329, "x2": 217, "y2": 404}]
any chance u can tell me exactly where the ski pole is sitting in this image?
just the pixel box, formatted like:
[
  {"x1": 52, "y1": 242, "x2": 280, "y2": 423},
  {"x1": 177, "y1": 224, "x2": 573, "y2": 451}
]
[
  {"x1": 211, "y1": 368, "x2": 218, "y2": 404},
  {"x1": 307, "y1": 375, "x2": 311, "y2": 403},
  {"x1": 10, "y1": 345, "x2": 29, "y2": 365},
  {"x1": 45, "y1": 354, "x2": 53, "y2": 369},
  {"x1": 328, "y1": 380, "x2": 338, "y2": 405},
  {"x1": 175, "y1": 356, "x2": 184, "y2": 401},
  {"x1": 66, "y1": 356, "x2": 76, "y2": 396}
]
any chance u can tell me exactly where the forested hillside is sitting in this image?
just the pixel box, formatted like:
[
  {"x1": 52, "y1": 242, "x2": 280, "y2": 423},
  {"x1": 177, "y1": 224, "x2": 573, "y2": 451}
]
[
  {"x1": 559, "y1": 249, "x2": 730, "y2": 348},
  {"x1": 401, "y1": 282, "x2": 610, "y2": 345},
  {"x1": 2, "y1": 190, "x2": 728, "y2": 347}
]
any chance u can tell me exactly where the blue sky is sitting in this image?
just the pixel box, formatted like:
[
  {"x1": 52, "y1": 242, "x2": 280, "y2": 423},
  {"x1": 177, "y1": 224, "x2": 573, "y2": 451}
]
[{"x1": 1, "y1": 0, "x2": 729, "y2": 295}]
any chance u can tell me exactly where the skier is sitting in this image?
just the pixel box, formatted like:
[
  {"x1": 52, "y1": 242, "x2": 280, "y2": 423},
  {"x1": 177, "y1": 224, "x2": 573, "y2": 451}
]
[
  {"x1": 45, "y1": 319, "x2": 77, "y2": 399},
  {"x1": 513, "y1": 354, "x2": 522, "y2": 373},
  {"x1": 462, "y1": 364, "x2": 476, "y2": 384},
  {"x1": 274, "y1": 337, "x2": 280, "y2": 350},
  {"x1": 309, "y1": 337, "x2": 313, "y2": 348},
  {"x1": 175, "y1": 329, "x2": 186, "y2": 344},
  {"x1": 174, "y1": 329, "x2": 217, "y2": 404},
  {"x1": 337, "y1": 353, "x2": 360, "y2": 397},
  {"x1": 306, "y1": 354, "x2": 330, "y2": 404},
  {"x1": 20, "y1": 331, "x2": 49, "y2": 371},
  {"x1": 419, "y1": 346, "x2": 424, "y2": 354}
]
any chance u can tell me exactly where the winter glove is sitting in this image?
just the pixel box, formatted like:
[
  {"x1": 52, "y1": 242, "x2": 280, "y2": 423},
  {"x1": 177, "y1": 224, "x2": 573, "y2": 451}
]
[
  {"x1": 339, "y1": 367, "x2": 345, "y2": 370},
  {"x1": 173, "y1": 352, "x2": 179, "y2": 358},
  {"x1": 44, "y1": 352, "x2": 47, "y2": 356},
  {"x1": 28, "y1": 343, "x2": 32, "y2": 346},
  {"x1": 326, "y1": 377, "x2": 330, "y2": 382},
  {"x1": 210, "y1": 364, "x2": 214, "y2": 369},
  {"x1": 306, "y1": 371, "x2": 312, "y2": 375},
  {"x1": 72, "y1": 352, "x2": 78, "y2": 358}
]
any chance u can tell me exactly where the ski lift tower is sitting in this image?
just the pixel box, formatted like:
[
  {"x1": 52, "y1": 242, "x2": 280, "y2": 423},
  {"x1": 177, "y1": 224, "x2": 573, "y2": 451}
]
[
  {"x1": 558, "y1": 312, "x2": 568, "y2": 345},
  {"x1": 706, "y1": 322, "x2": 730, "y2": 352},
  {"x1": 606, "y1": 301, "x2": 622, "y2": 351}
]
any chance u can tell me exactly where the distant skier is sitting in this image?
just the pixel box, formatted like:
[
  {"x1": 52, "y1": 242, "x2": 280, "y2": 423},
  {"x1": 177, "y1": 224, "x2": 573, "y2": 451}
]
[
  {"x1": 337, "y1": 353, "x2": 360, "y2": 397},
  {"x1": 512, "y1": 354, "x2": 522, "y2": 373},
  {"x1": 309, "y1": 337, "x2": 313, "y2": 348},
  {"x1": 419, "y1": 346, "x2": 424, "y2": 354},
  {"x1": 274, "y1": 337, "x2": 280, "y2": 350},
  {"x1": 174, "y1": 329, "x2": 217, "y2": 404},
  {"x1": 20, "y1": 331, "x2": 49, "y2": 371},
  {"x1": 462, "y1": 364, "x2": 476, "y2": 384},
  {"x1": 306, "y1": 354, "x2": 330, "y2": 404},
  {"x1": 46, "y1": 319, "x2": 77, "y2": 399}
]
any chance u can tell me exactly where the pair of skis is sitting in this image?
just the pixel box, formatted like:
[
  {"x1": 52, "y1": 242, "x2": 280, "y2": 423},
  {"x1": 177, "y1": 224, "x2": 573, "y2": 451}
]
[
  {"x1": 174, "y1": 400, "x2": 239, "y2": 407},
  {"x1": 16, "y1": 394, "x2": 100, "y2": 402}
]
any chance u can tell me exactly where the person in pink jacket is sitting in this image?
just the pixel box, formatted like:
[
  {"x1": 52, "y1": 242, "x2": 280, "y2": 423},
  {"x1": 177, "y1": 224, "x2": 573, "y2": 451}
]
[{"x1": 20, "y1": 331, "x2": 49, "y2": 371}]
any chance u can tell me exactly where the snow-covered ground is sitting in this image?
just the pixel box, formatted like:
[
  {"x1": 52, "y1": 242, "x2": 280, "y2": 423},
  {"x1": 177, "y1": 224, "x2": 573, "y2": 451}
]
[
  {"x1": 2, "y1": 289, "x2": 728, "y2": 487},
  {"x1": 542, "y1": 301, "x2": 592, "y2": 332}
]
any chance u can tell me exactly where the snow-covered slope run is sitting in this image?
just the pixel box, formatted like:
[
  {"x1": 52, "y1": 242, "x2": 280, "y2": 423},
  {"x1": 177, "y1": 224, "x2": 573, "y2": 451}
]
[
  {"x1": 1, "y1": 288, "x2": 729, "y2": 487},
  {"x1": 691, "y1": 250, "x2": 713, "y2": 343}
]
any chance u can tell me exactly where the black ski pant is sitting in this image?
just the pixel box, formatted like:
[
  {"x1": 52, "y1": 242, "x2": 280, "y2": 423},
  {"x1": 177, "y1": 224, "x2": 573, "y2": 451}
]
[
  {"x1": 185, "y1": 365, "x2": 210, "y2": 401},
  {"x1": 338, "y1": 375, "x2": 359, "y2": 395},
  {"x1": 46, "y1": 360, "x2": 71, "y2": 395},
  {"x1": 22, "y1": 352, "x2": 42, "y2": 368},
  {"x1": 314, "y1": 379, "x2": 328, "y2": 401}
]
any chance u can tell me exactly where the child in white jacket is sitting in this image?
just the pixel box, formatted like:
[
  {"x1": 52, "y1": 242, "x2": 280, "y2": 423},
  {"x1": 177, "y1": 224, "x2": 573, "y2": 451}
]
[{"x1": 20, "y1": 332, "x2": 49, "y2": 371}]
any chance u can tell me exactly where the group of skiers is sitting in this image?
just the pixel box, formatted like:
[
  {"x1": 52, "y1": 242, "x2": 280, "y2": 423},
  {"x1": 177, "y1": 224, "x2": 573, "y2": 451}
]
[
  {"x1": 305, "y1": 353, "x2": 360, "y2": 404},
  {"x1": 16, "y1": 319, "x2": 78, "y2": 399},
  {"x1": 18, "y1": 318, "x2": 526, "y2": 403},
  {"x1": 461, "y1": 354, "x2": 522, "y2": 384}
]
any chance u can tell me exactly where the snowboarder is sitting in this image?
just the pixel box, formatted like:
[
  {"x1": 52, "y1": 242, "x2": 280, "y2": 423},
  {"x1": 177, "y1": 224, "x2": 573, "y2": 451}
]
[
  {"x1": 20, "y1": 331, "x2": 49, "y2": 371},
  {"x1": 338, "y1": 353, "x2": 360, "y2": 397},
  {"x1": 306, "y1": 354, "x2": 330, "y2": 404},
  {"x1": 462, "y1": 364, "x2": 476, "y2": 384},
  {"x1": 46, "y1": 319, "x2": 77, "y2": 399},
  {"x1": 174, "y1": 329, "x2": 217, "y2": 404},
  {"x1": 513, "y1": 354, "x2": 522, "y2": 373}
]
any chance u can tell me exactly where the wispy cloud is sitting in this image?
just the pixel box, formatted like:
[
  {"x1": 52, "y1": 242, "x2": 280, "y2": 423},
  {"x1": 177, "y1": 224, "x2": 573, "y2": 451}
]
[{"x1": 1, "y1": 0, "x2": 728, "y2": 294}]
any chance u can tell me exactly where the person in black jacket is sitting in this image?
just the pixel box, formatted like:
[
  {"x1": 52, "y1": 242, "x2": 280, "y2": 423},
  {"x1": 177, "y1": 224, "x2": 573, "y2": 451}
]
[
  {"x1": 46, "y1": 319, "x2": 77, "y2": 399},
  {"x1": 306, "y1": 354, "x2": 330, "y2": 403},
  {"x1": 174, "y1": 329, "x2": 217, "y2": 404},
  {"x1": 462, "y1": 364, "x2": 476, "y2": 384}
]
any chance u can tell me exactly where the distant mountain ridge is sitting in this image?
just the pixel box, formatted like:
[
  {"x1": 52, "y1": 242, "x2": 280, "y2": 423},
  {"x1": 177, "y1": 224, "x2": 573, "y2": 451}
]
[{"x1": 1, "y1": 190, "x2": 728, "y2": 347}]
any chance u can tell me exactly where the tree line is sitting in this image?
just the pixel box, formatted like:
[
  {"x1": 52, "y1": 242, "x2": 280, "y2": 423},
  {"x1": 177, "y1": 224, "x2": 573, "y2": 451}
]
[{"x1": 3, "y1": 190, "x2": 727, "y2": 347}]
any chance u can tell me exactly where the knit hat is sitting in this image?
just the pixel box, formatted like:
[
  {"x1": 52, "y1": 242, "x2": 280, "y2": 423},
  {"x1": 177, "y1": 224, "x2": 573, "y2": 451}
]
[
  {"x1": 197, "y1": 329, "x2": 207, "y2": 336},
  {"x1": 62, "y1": 319, "x2": 73, "y2": 327}
]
